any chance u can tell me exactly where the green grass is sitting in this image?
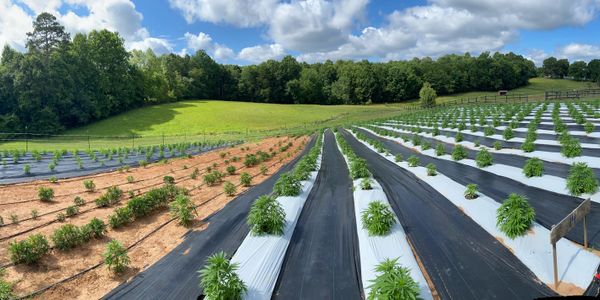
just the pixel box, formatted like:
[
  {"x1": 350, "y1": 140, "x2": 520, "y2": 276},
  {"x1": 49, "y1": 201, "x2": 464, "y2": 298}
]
[{"x1": 2, "y1": 78, "x2": 597, "y2": 151}]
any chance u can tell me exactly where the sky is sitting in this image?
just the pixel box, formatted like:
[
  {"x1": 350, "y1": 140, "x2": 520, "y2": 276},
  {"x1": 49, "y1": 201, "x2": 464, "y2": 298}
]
[{"x1": 1, "y1": 0, "x2": 600, "y2": 65}]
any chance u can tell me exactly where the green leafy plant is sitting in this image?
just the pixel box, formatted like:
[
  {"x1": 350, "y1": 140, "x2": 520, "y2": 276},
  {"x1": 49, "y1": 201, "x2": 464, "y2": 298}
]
[
  {"x1": 108, "y1": 207, "x2": 133, "y2": 229},
  {"x1": 104, "y1": 240, "x2": 130, "y2": 274},
  {"x1": 475, "y1": 148, "x2": 493, "y2": 167},
  {"x1": 584, "y1": 121, "x2": 594, "y2": 134},
  {"x1": 521, "y1": 140, "x2": 535, "y2": 153},
  {"x1": 163, "y1": 176, "x2": 175, "y2": 185},
  {"x1": 38, "y1": 187, "x2": 54, "y2": 202},
  {"x1": 52, "y1": 224, "x2": 82, "y2": 250},
  {"x1": 394, "y1": 154, "x2": 403, "y2": 162},
  {"x1": 350, "y1": 158, "x2": 371, "y2": 179},
  {"x1": 274, "y1": 173, "x2": 301, "y2": 196},
  {"x1": 503, "y1": 127, "x2": 514, "y2": 140},
  {"x1": 496, "y1": 194, "x2": 535, "y2": 239},
  {"x1": 361, "y1": 201, "x2": 396, "y2": 236},
  {"x1": 126, "y1": 175, "x2": 135, "y2": 183},
  {"x1": 407, "y1": 155, "x2": 419, "y2": 167},
  {"x1": 561, "y1": 137, "x2": 582, "y2": 158},
  {"x1": 454, "y1": 132, "x2": 463, "y2": 142},
  {"x1": 226, "y1": 165, "x2": 236, "y2": 175},
  {"x1": 170, "y1": 195, "x2": 197, "y2": 227},
  {"x1": 260, "y1": 164, "x2": 268, "y2": 175},
  {"x1": 566, "y1": 162, "x2": 599, "y2": 196},
  {"x1": 8, "y1": 234, "x2": 49, "y2": 264},
  {"x1": 223, "y1": 181, "x2": 237, "y2": 196},
  {"x1": 23, "y1": 164, "x2": 30, "y2": 175},
  {"x1": 360, "y1": 178, "x2": 373, "y2": 190},
  {"x1": 523, "y1": 158, "x2": 544, "y2": 177},
  {"x1": 48, "y1": 176, "x2": 58, "y2": 183},
  {"x1": 0, "y1": 268, "x2": 14, "y2": 300},
  {"x1": 81, "y1": 218, "x2": 107, "y2": 240},
  {"x1": 367, "y1": 258, "x2": 420, "y2": 300},
  {"x1": 240, "y1": 172, "x2": 252, "y2": 187},
  {"x1": 426, "y1": 163, "x2": 437, "y2": 176},
  {"x1": 247, "y1": 195, "x2": 286, "y2": 235},
  {"x1": 493, "y1": 141, "x2": 502, "y2": 150},
  {"x1": 464, "y1": 184, "x2": 478, "y2": 199},
  {"x1": 65, "y1": 205, "x2": 79, "y2": 217},
  {"x1": 435, "y1": 143, "x2": 445, "y2": 156},
  {"x1": 83, "y1": 180, "x2": 95, "y2": 192},
  {"x1": 451, "y1": 145, "x2": 468, "y2": 161},
  {"x1": 199, "y1": 251, "x2": 247, "y2": 300},
  {"x1": 56, "y1": 213, "x2": 66, "y2": 222}
]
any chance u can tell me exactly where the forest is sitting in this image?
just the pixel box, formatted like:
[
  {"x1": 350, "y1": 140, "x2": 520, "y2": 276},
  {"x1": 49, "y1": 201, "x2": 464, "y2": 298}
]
[{"x1": 0, "y1": 12, "x2": 560, "y2": 134}]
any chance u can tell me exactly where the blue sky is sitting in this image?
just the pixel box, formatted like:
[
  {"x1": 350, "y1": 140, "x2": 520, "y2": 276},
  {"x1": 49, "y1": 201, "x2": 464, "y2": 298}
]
[{"x1": 2, "y1": 0, "x2": 600, "y2": 65}]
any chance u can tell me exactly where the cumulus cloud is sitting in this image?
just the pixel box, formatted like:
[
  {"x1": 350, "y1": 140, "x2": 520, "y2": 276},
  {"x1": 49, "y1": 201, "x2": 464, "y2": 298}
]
[
  {"x1": 238, "y1": 44, "x2": 285, "y2": 63},
  {"x1": 0, "y1": 0, "x2": 33, "y2": 51},
  {"x1": 182, "y1": 31, "x2": 235, "y2": 60},
  {"x1": 168, "y1": 0, "x2": 278, "y2": 27},
  {"x1": 557, "y1": 43, "x2": 600, "y2": 62}
]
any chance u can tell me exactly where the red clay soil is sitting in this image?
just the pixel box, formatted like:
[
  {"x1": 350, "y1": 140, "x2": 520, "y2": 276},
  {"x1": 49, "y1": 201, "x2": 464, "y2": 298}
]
[{"x1": 0, "y1": 135, "x2": 309, "y2": 299}]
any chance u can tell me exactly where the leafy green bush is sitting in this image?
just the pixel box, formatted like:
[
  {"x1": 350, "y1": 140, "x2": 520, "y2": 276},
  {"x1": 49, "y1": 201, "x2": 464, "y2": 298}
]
[
  {"x1": 561, "y1": 137, "x2": 582, "y2": 158},
  {"x1": 243, "y1": 154, "x2": 258, "y2": 167},
  {"x1": 104, "y1": 240, "x2": 130, "y2": 274},
  {"x1": 454, "y1": 132, "x2": 463, "y2": 142},
  {"x1": 361, "y1": 201, "x2": 396, "y2": 236},
  {"x1": 226, "y1": 165, "x2": 236, "y2": 175},
  {"x1": 0, "y1": 268, "x2": 14, "y2": 300},
  {"x1": 484, "y1": 126, "x2": 495, "y2": 136},
  {"x1": 83, "y1": 180, "x2": 95, "y2": 192},
  {"x1": 65, "y1": 205, "x2": 79, "y2": 217},
  {"x1": 367, "y1": 258, "x2": 420, "y2": 300},
  {"x1": 199, "y1": 251, "x2": 247, "y2": 300},
  {"x1": 247, "y1": 195, "x2": 286, "y2": 235},
  {"x1": 350, "y1": 158, "x2": 371, "y2": 179},
  {"x1": 240, "y1": 172, "x2": 252, "y2": 187},
  {"x1": 451, "y1": 145, "x2": 468, "y2": 161},
  {"x1": 503, "y1": 127, "x2": 514, "y2": 140},
  {"x1": 407, "y1": 155, "x2": 419, "y2": 167},
  {"x1": 108, "y1": 207, "x2": 133, "y2": 229},
  {"x1": 426, "y1": 163, "x2": 437, "y2": 176},
  {"x1": 8, "y1": 234, "x2": 49, "y2": 264},
  {"x1": 566, "y1": 162, "x2": 599, "y2": 196},
  {"x1": 584, "y1": 121, "x2": 594, "y2": 134},
  {"x1": 163, "y1": 176, "x2": 175, "y2": 185},
  {"x1": 38, "y1": 187, "x2": 54, "y2": 202},
  {"x1": 493, "y1": 141, "x2": 502, "y2": 150},
  {"x1": 52, "y1": 224, "x2": 82, "y2": 250},
  {"x1": 496, "y1": 194, "x2": 535, "y2": 239},
  {"x1": 170, "y1": 195, "x2": 197, "y2": 227},
  {"x1": 81, "y1": 218, "x2": 107, "y2": 240},
  {"x1": 360, "y1": 178, "x2": 373, "y2": 190},
  {"x1": 464, "y1": 184, "x2": 478, "y2": 199},
  {"x1": 23, "y1": 164, "x2": 30, "y2": 175},
  {"x1": 475, "y1": 148, "x2": 493, "y2": 167},
  {"x1": 521, "y1": 139, "x2": 535, "y2": 153},
  {"x1": 224, "y1": 181, "x2": 237, "y2": 196},
  {"x1": 523, "y1": 158, "x2": 544, "y2": 177},
  {"x1": 274, "y1": 173, "x2": 301, "y2": 196},
  {"x1": 435, "y1": 143, "x2": 445, "y2": 156}
]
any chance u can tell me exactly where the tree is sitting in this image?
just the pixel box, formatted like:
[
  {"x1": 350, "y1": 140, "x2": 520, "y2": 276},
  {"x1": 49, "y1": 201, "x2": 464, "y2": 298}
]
[
  {"x1": 419, "y1": 82, "x2": 437, "y2": 108},
  {"x1": 568, "y1": 61, "x2": 588, "y2": 81},
  {"x1": 587, "y1": 59, "x2": 600, "y2": 83},
  {"x1": 26, "y1": 12, "x2": 70, "y2": 64}
]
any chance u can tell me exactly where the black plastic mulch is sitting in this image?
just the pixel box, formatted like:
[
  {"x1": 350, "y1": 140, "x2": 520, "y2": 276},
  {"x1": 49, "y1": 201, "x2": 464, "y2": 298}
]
[
  {"x1": 272, "y1": 130, "x2": 362, "y2": 300},
  {"x1": 103, "y1": 137, "x2": 315, "y2": 300},
  {"x1": 340, "y1": 129, "x2": 555, "y2": 299}
]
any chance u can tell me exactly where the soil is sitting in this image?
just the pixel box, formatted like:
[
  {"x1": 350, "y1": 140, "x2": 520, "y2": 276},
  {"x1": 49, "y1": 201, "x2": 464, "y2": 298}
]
[{"x1": 0, "y1": 135, "x2": 309, "y2": 299}]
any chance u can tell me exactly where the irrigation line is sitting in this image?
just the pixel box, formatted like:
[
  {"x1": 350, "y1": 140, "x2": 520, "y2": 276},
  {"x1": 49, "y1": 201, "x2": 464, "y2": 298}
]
[
  {"x1": 0, "y1": 138, "x2": 302, "y2": 241},
  {"x1": 13, "y1": 136, "x2": 313, "y2": 300}
]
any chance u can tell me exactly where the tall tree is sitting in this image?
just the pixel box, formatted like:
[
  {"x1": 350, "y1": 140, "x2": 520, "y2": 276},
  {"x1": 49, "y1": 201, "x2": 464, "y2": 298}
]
[
  {"x1": 568, "y1": 61, "x2": 588, "y2": 81},
  {"x1": 26, "y1": 12, "x2": 70, "y2": 64}
]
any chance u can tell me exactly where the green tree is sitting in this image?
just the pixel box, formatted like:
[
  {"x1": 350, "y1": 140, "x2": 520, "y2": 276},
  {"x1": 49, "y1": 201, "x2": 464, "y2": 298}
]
[
  {"x1": 568, "y1": 61, "x2": 588, "y2": 81},
  {"x1": 419, "y1": 82, "x2": 437, "y2": 108}
]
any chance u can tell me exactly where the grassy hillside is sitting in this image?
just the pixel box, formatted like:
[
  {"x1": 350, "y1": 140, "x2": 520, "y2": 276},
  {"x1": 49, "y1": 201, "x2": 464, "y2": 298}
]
[{"x1": 1, "y1": 78, "x2": 596, "y2": 151}]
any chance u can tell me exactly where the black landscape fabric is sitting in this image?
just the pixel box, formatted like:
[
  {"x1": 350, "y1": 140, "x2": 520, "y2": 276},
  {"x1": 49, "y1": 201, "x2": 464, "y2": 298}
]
[
  {"x1": 340, "y1": 129, "x2": 555, "y2": 299},
  {"x1": 103, "y1": 137, "x2": 315, "y2": 300},
  {"x1": 272, "y1": 130, "x2": 362, "y2": 300},
  {"x1": 355, "y1": 128, "x2": 600, "y2": 250}
]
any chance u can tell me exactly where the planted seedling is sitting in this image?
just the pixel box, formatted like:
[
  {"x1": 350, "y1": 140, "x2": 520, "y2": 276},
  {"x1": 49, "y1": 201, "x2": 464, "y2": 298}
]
[
  {"x1": 523, "y1": 158, "x2": 544, "y2": 177},
  {"x1": 496, "y1": 194, "x2": 535, "y2": 239},
  {"x1": 464, "y1": 184, "x2": 478, "y2": 199}
]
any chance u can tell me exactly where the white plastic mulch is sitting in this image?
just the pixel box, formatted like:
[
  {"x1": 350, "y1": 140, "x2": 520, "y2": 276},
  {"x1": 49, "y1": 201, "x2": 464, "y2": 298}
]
[
  {"x1": 349, "y1": 130, "x2": 600, "y2": 292},
  {"x1": 231, "y1": 141, "x2": 323, "y2": 300}
]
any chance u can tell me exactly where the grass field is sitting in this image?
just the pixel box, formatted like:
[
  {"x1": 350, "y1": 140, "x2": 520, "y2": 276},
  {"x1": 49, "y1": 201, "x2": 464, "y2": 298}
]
[{"x1": 1, "y1": 78, "x2": 597, "y2": 151}]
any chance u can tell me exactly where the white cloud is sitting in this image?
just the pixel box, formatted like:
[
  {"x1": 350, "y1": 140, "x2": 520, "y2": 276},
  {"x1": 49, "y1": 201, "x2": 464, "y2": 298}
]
[
  {"x1": 168, "y1": 0, "x2": 278, "y2": 27},
  {"x1": 182, "y1": 31, "x2": 235, "y2": 60},
  {"x1": 0, "y1": 0, "x2": 32, "y2": 51},
  {"x1": 128, "y1": 37, "x2": 173, "y2": 54},
  {"x1": 238, "y1": 44, "x2": 285, "y2": 63},
  {"x1": 557, "y1": 43, "x2": 600, "y2": 62}
]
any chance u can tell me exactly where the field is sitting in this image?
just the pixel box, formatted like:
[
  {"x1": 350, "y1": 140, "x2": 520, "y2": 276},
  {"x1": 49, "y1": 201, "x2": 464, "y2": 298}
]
[{"x1": 2, "y1": 83, "x2": 600, "y2": 300}]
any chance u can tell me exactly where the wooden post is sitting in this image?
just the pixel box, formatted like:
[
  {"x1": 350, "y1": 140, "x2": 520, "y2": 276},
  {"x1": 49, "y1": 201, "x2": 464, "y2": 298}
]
[{"x1": 552, "y1": 241, "x2": 558, "y2": 290}]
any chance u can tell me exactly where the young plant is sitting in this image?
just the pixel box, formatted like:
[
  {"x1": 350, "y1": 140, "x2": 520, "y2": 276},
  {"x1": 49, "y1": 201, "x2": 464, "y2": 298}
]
[
  {"x1": 584, "y1": 121, "x2": 594, "y2": 134},
  {"x1": 566, "y1": 162, "x2": 599, "y2": 196},
  {"x1": 170, "y1": 195, "x2": 197, "y2": 227},
  {"x1": 561, "y1": 137, "x2": 582, "y2": 158},
  {"x1": 82, "y1": 218, "x2": 107, "y2": 239},
  {"x1": 247, "y1": 195, "x2": 286, "y2": 236},
  {"x1": 435, "y1": 143, "x2": 445, "y2": 156},
  {"x1": 367, "y1": 258, "x2": 420, "y2": 300},
  {"x1": 426, "y1": 163, "x2": 437, "y2": 176},
  {"x1": 126, "y1": 175, "x2": 135, "y2": 183},
  {"x1": 240, "y1": 172, "x2": 252, "y2": 187},
  {"x1": 475, "y1": 148, "x2": 493, "y2": 167},
  {"x1": 503, "y1": 127, "x2": 514, "y2": 140},
  {"x1": 464, "y1": 184, "x2": 478, "y2": 199},
  {"x1": 163, "y1": 176, "x2": 175, "y2": 185},
  {"x1": 523, "y1": 158, "x2": 544, "y2": 177},
  {"x1": 226, "y1": 165, "x2": 236, "y2": 175},
  {"x1": 493, "y1": 141, "x2": 502, "y2": 150},
  {"x1": 260, "y1": 164, "x2": 268, "y2": 175},
  {"x1": 521, "y1": 140, "x2": 535, "y2": 153},
  {"x1": 65, "y1": 205, "x2": 79, "y2": 217},
  {"x1": 52, "y1": 224, "x2": 82, "y2": 250},
  {"x1": 199, "y1": 252, "x2": 247, "y2": 300},
  {"x1": 496, "y1": 194, "x2": 535, "y2": 239},
  {"x1": 38, "y1": 187, "x2": 54, "y2": 202},
  {"x1": 274, "y1": 172, "x2": 301, "y2": 196},
  {"x1": 23, "y1": 164, "x2": 30, "y2": 175},
  {"x1": 454, "y1": 132, "x2": 463, "y2": 143},
  {"x1": 394, "y1": 154, "x2": 403, "y2": 162},
  {"x1": 223, "y1": 181, "x2": 237, "y2": 196},
  {"x1": 360, "y1": 178, "x2": 373, "y2": 190},
  {"x1": 451, "y1": 145, "x2": 468, "y2": 161},
  {"x1": 83, "y1": 180, "x2": 96, "y2": 192},
  {"x1": 361, "y1": 201, "x2": 396, "y2": 236},
  {"x1": 104, "y1": 240, "x2": 130, "y2": 274},
  {"x1": 8, "y1": 234, "x2": 49, "y2": 264},
  {"x1": 407, "y1": 155, "x2": 419, "y2": 167},
  {"x1": 73, "y1": 196, "x2": 85, "y2": 206}
]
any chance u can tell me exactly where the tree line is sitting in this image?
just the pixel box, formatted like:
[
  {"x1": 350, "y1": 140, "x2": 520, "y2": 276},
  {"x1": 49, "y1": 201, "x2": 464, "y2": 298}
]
[
  {"x1": 542, "y1": 57, "x2": 600, "y2": 81},
  {"x1": 1, "y1": 13, "x2": 540, "y2": 134}
]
